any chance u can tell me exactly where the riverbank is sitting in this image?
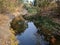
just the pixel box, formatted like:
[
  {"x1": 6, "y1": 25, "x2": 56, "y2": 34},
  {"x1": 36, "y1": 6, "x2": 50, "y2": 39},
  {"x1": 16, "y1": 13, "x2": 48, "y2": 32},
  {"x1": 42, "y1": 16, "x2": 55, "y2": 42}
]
[
  {"x1": 0, "y1": 3, "x2": 27, "y2": 45},
  {"x1": 0, "y1": 14, "x2": 18, "y2": 45}
]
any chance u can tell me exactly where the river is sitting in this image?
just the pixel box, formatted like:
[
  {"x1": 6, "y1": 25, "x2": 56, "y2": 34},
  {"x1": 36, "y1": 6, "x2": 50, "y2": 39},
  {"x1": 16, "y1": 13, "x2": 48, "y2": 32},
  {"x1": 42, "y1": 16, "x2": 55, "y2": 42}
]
[{"x1": 16, "y1": 22, "x2": 49, "y2": 45}]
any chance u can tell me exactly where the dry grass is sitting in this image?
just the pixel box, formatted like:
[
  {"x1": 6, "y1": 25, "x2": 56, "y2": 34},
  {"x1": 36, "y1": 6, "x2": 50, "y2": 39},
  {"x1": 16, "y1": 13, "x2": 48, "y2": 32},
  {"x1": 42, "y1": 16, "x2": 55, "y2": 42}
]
[{"x1": 0, "y1": 14, "x2": 18, "y2": 45}]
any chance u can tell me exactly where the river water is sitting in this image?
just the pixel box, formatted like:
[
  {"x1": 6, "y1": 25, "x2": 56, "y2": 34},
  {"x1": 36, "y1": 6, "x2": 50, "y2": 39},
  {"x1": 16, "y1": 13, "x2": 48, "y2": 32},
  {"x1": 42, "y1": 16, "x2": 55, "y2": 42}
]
[{"x1": 16, "y1": 22, "x2": 49, "y2": 45}]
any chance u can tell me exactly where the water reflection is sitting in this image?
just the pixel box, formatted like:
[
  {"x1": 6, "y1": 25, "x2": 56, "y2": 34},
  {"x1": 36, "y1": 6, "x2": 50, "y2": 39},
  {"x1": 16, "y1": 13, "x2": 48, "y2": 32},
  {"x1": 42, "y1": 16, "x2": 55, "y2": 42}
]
[
  {"x1": 35, "y1": 33, "x2": 49, "y2": 45},
  {"x1": 16, "y1": 22, "x2": 49, "y2": 45}
]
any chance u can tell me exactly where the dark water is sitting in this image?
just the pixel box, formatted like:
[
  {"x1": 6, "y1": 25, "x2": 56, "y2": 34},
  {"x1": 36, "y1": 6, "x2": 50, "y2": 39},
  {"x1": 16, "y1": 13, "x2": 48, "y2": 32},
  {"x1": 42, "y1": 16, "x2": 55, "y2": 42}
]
[{"x1": 16, "y1": 22, "x2": 49, "y2": 45}]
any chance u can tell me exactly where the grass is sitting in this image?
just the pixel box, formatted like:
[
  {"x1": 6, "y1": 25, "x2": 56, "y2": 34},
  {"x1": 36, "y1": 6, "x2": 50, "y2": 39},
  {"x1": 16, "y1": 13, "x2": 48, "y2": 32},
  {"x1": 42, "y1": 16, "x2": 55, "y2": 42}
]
[{"x1": 10, "y1": 29, "x2": 18, "y2": 45}]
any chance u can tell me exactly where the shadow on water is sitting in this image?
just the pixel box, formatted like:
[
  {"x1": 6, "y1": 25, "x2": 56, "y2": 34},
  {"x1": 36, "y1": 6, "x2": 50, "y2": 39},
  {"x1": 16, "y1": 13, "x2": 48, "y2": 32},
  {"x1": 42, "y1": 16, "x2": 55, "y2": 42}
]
[{"x1": 16, "y1": 22, "x2": 49, "y2": 45}]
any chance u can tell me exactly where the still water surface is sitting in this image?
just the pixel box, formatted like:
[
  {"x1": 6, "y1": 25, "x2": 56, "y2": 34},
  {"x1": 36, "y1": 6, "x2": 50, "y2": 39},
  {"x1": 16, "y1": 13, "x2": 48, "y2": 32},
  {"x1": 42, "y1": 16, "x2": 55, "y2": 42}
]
[{"x1": 16, "y1": 22, "x2": 49, "y2": 45}]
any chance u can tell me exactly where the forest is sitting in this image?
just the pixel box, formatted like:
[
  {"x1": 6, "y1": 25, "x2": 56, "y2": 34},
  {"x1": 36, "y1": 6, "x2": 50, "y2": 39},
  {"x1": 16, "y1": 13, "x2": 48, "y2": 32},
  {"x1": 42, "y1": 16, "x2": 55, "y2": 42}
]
[{"x1": 0, "y1": 0, "x2": 60, "y2": 45}]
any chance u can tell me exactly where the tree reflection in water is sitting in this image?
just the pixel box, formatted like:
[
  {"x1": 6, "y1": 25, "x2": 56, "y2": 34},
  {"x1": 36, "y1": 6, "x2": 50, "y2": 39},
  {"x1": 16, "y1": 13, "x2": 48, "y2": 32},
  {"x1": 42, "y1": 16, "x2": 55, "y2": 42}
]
[{"x1": 34, "y1": 30, "x2": 49, "y2": 45}]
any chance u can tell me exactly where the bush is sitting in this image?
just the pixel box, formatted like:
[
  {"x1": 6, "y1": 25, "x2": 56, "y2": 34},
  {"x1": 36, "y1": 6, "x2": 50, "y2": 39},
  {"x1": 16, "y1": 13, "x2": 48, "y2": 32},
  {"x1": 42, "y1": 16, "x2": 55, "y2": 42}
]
[{"x1": 10, "y1": 16, "x2": 28, "y2": 34}]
